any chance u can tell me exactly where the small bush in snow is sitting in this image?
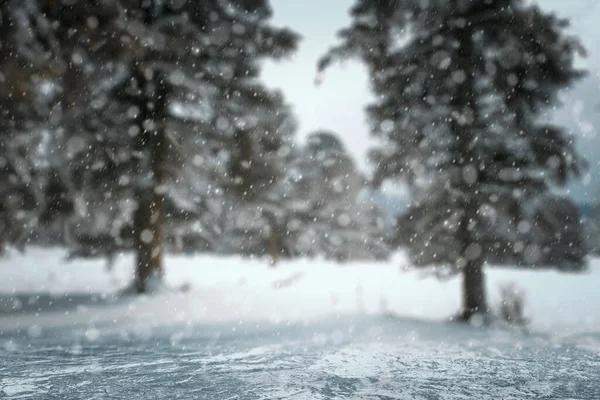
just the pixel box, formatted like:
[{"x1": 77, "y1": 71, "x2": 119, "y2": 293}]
[{"x1": 498, "y1": 282, "x2": 529, "y2": 326}]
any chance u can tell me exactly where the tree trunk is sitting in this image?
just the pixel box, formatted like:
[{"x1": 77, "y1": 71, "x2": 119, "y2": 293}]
[
  {"x1": 134, "y1": 129, "x2": 167, "y2": 292},
  {"x1": 457, "y1": 199, "x2": 488, "y2": 322},
  {"x1": 451, "y1": 20, "x2": 488, "y2": 323},
  {"x1": 134, "y1": 187, "x2": 165, "y2": 293},
  {"x1": 133, "y1": 67, "x2": 169, "y2": 293},
  {"x1": 267, "y1": 226, "x2": 281, "y2": 266},
  {"x1": 460, "y1": 258, "x2": 487, "y2": 321}
]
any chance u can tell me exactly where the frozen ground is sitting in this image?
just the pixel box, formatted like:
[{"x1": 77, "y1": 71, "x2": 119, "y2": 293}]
[
  {"x1": 1, "y1": 248, "x2": 600, "y2": 398},
  {"x1": 4, "y1": 316, "x2": 600, "y2": 399}
]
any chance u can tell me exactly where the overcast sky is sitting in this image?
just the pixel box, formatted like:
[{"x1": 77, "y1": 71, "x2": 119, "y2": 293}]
[{"x1": 263, "y1": 0, "x2": 600, "y2": 202}]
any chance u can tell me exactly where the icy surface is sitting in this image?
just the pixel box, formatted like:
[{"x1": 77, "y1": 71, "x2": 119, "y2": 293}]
[{"x1": 2, "y1": 316, "x2": 600, "y2": 399}]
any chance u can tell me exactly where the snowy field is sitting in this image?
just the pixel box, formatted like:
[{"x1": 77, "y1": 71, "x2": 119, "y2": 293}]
[{"x1": 1, "y1": 248, "x2": 600, "y2": 398}]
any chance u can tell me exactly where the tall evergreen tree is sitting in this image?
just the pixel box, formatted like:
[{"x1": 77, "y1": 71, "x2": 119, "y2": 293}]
[
  {"x1": 0, "y1": 5, "x2": 65, "y2": 252},
  {"x1": 288, "y1": 131, "x2": 389, "y2": 261},
  {"x1": 221, "y1": 88, "x2": 298, "y2": 263},
  {"x1": 3, "y1": 0, "x2": 298, "y2": 292},
  {"x1": 320, "y1": 0, "x2": 586, "y2": 320}
]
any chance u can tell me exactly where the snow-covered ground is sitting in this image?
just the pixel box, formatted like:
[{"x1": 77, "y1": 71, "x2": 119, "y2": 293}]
[
  {"x1": 1, "y1": 248, "x2": 600, "y2": 398},
  {"x1": 2, "y1": 247, "x2": 600, "y2": 335}
]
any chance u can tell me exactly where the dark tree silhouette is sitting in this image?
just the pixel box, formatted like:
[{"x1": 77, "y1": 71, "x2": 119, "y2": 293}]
[
  {"x1": 319, "y1": 0, "x2": 586, "y2": 321},
  {"x1": 1, "y1": 0, "x2": 298, "y2": 292}
]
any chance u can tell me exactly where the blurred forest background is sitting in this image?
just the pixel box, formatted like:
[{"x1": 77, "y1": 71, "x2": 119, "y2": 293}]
[{"x1": 1, "y1": 0, "x2": 600, "y2": 320}]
